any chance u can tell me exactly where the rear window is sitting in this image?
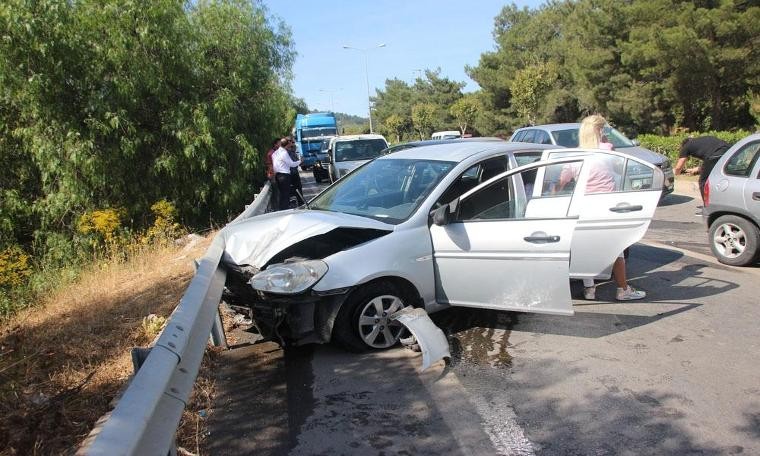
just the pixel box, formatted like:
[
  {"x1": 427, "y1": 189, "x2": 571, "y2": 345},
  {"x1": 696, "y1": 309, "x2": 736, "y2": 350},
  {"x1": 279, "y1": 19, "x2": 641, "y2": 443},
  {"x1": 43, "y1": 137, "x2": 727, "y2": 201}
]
[
  {"x1": 551, "y1": 129, "x2": 579, "y2": 147},
  {"x1": 724, "y1": 141, "x2": 760, "y2": 177},
  {"x1": 335, "y1": 139, "x2": 388, "y2": 162}
]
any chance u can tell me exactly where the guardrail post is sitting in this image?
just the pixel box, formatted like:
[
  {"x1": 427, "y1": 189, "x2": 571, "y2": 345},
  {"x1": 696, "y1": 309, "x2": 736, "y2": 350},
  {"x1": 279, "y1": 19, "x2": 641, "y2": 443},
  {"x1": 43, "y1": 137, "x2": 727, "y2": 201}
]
[{"x1": 210, "y1": 308, "x2": 228, "y2": 349}]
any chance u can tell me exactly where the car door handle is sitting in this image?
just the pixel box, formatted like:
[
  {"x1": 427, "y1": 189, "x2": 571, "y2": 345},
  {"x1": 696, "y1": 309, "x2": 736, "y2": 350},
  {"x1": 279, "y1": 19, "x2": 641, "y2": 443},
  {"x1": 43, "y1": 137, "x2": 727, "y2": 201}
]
[
  {"x1": 609, "y1": 204, "x2": 643, "y2": 213},
  {"x1": 524, "y1": 235, "x2": 560, "y2": 243},
  {"x1": 753, "y1": 192, "x2": 760, "y2": 201}
]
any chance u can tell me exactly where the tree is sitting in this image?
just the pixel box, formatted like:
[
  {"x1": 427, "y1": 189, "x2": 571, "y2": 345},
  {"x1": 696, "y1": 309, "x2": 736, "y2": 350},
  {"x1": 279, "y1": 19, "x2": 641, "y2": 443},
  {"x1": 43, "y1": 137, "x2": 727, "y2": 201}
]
[
  {"x1": 0, "y1": 0, "x2": 295, "y2": 265},
  {"x1": 411, "y1": 104, "x2": 437, "y2": 140},
  {"x1": 383, "y1": 114, "x2": 406, "y2": 143},
  {"x1": 509, "y1": 63, "x2": 557, "y2": 125},
  {"x1": 449, "y1": 95, "x2": 480, "y2": 135},
  {"x1": 468, "y1": 0, "x2": 759, "y2": 134}
]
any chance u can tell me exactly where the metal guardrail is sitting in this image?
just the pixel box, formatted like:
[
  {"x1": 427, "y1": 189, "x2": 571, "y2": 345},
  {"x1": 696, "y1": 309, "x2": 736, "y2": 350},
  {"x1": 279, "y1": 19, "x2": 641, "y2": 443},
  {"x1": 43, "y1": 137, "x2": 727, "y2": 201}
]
[{"x1": 79, "y1": 182, "x2": 272, "y2": 455}]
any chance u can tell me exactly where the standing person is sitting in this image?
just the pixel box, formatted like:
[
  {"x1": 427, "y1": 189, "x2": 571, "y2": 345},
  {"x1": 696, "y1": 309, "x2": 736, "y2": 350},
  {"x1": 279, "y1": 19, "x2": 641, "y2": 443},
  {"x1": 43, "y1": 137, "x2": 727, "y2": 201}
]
[
  {"x1": 265, "y1": 139, "x2": 280, "y2": 211},
  {"x1": 674, "y1": 136, "x2": 730, "y2": 203},
  {"x1": 578, "y1": 114, "x2": 646, "y2": 301},
  {"x1": 287, "y1": 140, "x2": 305, "y2": 206},
  {"x1": 272, "y1": 138, "x2": 301, "y2": 210}
]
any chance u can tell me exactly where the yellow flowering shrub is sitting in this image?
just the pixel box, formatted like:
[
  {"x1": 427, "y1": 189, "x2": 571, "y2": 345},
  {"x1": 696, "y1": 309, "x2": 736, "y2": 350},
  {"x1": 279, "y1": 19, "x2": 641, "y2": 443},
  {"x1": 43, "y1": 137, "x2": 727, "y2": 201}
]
[
  {"x1": 0, "y1": 245, "x2": 32, "y2": 289},
  {"x1": 144, "y1": 200, "x2": 183, "y2": 243},
  {"x1": 77, "y1": 208, "x2": 124, "y2": 243}
]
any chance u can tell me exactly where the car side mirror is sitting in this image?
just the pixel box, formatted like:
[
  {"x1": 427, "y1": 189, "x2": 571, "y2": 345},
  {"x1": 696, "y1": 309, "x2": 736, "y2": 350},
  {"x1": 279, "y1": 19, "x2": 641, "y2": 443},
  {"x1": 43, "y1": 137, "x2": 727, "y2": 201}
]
[
  {"x1": 326, "y1": 154, "x2": 333, "y2": 163},
  {"x1": 432, "y1": 205, "x2": 450, "y2": 226},
  {"x1": 431, "y1": 199, "x2": 458, "y2": 226},
  {"x1": 631, "y1": 139, "x2": 640, "y2": 146}
]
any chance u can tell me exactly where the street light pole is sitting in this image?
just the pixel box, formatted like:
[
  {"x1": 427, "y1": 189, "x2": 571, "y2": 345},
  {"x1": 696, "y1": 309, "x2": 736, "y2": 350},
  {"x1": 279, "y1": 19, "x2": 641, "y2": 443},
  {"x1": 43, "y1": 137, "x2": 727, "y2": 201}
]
[{"x1": 342, "y1": 43, "x2": 386, "y2": 134}]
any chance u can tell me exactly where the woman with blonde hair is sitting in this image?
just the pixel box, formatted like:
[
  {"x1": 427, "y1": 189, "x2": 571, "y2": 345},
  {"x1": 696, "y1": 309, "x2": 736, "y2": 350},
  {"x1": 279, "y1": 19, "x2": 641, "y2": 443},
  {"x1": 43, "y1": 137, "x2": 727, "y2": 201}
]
[{"x1": 578, "y1": 114, "x2": 645, "y2": 301}]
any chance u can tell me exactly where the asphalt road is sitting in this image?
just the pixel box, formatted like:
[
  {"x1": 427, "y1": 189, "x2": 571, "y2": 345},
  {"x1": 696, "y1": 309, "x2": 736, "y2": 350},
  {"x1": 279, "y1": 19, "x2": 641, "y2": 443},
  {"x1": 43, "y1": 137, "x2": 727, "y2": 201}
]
[{"x1": 209, "y1": 172, "x2": 760, "y2": 455}]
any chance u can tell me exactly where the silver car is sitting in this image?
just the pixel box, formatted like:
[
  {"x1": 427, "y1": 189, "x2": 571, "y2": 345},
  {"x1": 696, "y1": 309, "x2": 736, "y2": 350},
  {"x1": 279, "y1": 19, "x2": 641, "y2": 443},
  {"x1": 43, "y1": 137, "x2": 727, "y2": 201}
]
[
  {"x1": 703, "y1": 133, "x2": 760, "y2": 266},
  {"x1": 510, "y1": 123, "x2": 675, "y2": 195},
  {"x1": 222, "y1": 142, "x2": 662, "y2": 351},
  {"x1": 324, "y1": 134, "x2": 389, "y2": 183}
]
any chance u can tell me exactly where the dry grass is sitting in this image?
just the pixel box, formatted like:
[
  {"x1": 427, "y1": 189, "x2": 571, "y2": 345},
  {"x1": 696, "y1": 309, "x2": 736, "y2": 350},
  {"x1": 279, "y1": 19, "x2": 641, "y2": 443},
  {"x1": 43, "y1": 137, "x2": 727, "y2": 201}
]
[{"x1": 0, "y1": 233, "x2": 214, "y2": 455}]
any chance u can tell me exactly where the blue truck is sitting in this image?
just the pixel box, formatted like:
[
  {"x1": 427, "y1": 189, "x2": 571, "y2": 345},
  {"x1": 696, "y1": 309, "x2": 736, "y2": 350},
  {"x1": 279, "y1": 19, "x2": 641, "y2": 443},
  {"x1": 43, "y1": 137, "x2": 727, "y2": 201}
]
[{"x1": 294, "y1": 112, "x2": 338, "y2": 170}]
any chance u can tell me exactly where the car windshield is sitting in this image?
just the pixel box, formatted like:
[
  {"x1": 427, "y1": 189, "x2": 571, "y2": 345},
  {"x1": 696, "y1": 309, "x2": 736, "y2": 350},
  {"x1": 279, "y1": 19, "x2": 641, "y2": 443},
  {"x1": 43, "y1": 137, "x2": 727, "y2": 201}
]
[
  {"x1": 302, "y1": 127, "x2": 337, "y2": 139},
  {"x1": 602, "y1": 126, "x2": 636, "y2": 148},
  {"x1": 310, "y1": 158, "x2": 456, "y2": 224},
  {"x1": 335, "y1": 139, "x2": 388, "y2": 162}
]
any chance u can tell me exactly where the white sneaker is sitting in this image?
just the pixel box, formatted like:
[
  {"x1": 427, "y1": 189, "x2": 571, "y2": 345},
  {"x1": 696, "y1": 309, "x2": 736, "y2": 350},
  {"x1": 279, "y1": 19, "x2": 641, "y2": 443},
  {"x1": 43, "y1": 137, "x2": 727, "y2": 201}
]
[
  {"x1": 616, "y1": 286, "x2": 646, "y2": 301},
  {"x1": 583, "y1": 286, "x2": 596, "y2": 300}
]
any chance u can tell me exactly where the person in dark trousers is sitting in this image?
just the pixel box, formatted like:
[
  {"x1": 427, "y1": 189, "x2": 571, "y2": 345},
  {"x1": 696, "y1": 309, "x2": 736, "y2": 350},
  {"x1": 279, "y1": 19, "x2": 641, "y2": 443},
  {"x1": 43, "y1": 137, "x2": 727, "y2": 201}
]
[
  {"x1": 272, "y1": 138, "x2": 301, "y2": 210},
  {"x1": 287, "y1": 140, "x2": 305, "y2": 206},
  {"x1": 675, "y1": 136, "x2": 730, "y2": 203},
  {"x1": 264, "y1": 139, "x2": 280, "y2": 211}
]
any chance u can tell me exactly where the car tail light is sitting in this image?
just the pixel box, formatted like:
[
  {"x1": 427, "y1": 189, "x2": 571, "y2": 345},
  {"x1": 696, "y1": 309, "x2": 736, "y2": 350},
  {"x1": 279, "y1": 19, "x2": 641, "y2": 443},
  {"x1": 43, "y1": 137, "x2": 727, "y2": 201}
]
[{"x1": 703, "y1": 178, "x2": 710, "y2": 206}]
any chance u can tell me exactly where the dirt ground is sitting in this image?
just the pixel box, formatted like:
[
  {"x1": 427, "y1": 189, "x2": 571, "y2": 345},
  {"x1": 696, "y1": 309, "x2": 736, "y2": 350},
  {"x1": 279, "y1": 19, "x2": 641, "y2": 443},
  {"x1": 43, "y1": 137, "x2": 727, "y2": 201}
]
[{"x1": 0, "y1": 234, "x2": 214, "y2": 455}]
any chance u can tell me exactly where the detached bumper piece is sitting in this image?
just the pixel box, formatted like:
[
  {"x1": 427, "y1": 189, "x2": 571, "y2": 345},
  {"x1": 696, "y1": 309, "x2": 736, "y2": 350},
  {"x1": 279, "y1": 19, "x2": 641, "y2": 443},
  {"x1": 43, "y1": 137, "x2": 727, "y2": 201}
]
[{"x1": 391, "y1": 307, "x2": 450, "y2": 371}]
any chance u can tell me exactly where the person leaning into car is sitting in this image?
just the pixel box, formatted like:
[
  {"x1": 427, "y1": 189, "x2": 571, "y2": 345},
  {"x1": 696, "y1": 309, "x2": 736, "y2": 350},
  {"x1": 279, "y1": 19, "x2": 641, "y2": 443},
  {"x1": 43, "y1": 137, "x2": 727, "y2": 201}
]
[
  {"x1": 273, "y1": 138, "x2": 301, "y2": 210},
  {"x1": 674, "y1": 136, "x2": 730, "y2": 203}
]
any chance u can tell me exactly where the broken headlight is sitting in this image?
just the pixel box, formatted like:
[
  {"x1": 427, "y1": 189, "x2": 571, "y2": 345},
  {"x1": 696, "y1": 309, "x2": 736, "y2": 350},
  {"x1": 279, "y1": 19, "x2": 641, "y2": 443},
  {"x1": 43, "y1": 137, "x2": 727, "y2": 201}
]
[{"x1": 248, "y1": 260, "x2": 328, "y2": 295}]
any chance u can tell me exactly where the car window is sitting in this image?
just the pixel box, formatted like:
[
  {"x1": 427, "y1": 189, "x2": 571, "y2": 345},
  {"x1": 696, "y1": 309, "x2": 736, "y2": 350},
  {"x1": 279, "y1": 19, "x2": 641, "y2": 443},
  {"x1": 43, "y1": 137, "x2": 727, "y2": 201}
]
[
  {"x1": 512, "y1": 130, "x2": 526, "y2": 142},
  {"x1": 335, "y1": 139, "x2": 388, "y2": 162},
  {"x1": 457, "y1": 172, "x2": 516, "y2": 220},
  {"x1": 540, "y1": 162, "x2": 582, "y2": 196},
  {"x1": 534, "y1": 130, "x2": 552, "y2": 145},
  {"x1": 521, "y1": 129, "x2": 536, "y2": 143},
  {"x1": 724, "y1": 141, "x2": 760, "y2": 177},
  {"x1": 622, "y1": 158, "x2": 655, "y2": 191},
  {"x1": 310, "y1": 158, "x2": 456, "y2": 224},
  {"x1": 551, "y1": 129, "x2": 579, "y2": 147},
  {"x1": 456, "y1": 161, "x2": 583, "y2": 221},
  {"x1": 514, "y1": 152, "x2": 542, "y2": 167},
  {"x1": 435, "y1": 156, "x2": 509, "y2": 207},
  {"x1": 546, "y1": 151, "x2": 655, "y2": 194}
]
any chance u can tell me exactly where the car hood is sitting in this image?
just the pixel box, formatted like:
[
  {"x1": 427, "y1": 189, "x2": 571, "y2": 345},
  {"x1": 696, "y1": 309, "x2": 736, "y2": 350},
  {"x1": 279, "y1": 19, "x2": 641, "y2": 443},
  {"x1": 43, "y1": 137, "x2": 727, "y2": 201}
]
[
  {"x1": 221, "y1": 209, "x2": 394, "y2": 268},
  {"x1": 616, "y1": 145, "x2": 666, "y2": 164}
]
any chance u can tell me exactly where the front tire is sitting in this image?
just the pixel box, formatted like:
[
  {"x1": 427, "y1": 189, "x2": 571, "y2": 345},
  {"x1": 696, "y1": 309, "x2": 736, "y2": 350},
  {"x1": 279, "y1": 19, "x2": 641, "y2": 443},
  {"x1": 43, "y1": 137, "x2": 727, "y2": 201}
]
[
  {"x1": 709, "y1": 215, "x2": 759, "y2": 266},
  {"x1": 332, "y1": 281, "x2": 408, "y2": 352}
]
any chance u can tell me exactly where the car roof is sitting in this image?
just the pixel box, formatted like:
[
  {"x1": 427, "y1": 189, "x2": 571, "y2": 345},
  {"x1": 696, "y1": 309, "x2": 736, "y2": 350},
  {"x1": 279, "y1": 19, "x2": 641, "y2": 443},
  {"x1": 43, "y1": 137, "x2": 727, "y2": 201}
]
[
  {"x1": 515, "y1": 123, "x2": 580, "y2": 132},
  {"x1": 386, "y1": 137, "x2": 505, "y2": 149},
  {"x1": 332, "y1": 134, "x2": 386, "y2": 141},
  {"x1": 377, "y1": 141, "x2": 554, "y2": 163}
]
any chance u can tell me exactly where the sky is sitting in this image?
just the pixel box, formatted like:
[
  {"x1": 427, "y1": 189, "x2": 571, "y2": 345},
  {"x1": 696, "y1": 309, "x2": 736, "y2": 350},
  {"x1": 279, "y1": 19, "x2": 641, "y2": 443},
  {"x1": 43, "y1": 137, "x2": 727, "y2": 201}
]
[{"x1": 261, "y1": 0, "x2": 545, "y2": 117}]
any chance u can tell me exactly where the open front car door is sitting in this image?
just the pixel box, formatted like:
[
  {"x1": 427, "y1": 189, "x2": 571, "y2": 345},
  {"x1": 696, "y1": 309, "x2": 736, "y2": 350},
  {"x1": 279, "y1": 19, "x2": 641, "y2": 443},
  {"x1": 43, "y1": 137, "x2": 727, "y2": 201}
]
[{"x1": 429, "y1": 158, "x2": 587, "y2": 316}]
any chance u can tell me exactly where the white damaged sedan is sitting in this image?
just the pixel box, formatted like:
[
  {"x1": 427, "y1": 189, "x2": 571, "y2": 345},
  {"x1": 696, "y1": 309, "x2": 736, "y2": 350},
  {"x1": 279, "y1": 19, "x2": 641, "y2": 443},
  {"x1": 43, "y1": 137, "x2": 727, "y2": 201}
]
[{"x1": 221, "y1": 142, "x2": 663, "y2": 359}]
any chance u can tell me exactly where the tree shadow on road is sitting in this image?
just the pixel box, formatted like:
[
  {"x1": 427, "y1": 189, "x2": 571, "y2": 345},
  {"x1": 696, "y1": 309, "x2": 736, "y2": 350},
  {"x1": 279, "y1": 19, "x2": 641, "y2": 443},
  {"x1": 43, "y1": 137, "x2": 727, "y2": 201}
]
[
  {"x1": 658, "y1": 193, "x2": 695, "y2": 207},
  {"x1": 489, "y1": 356, "x2": 742, "y2": 455}
]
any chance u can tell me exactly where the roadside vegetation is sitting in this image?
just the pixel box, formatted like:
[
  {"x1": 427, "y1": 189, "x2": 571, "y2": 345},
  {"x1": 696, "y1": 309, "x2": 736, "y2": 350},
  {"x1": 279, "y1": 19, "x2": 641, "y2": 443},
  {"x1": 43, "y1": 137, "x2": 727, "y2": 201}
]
[
  {"x1": 0, "y1": 0, "x2": 297, "y2": 320},
  {"x1": 0, "y1": 216, "x2": 212, "y2": 454}
]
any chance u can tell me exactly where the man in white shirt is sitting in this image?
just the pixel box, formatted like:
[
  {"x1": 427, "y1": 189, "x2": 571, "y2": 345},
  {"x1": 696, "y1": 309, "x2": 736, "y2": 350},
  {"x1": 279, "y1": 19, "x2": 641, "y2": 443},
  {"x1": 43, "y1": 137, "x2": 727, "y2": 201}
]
[{"x1": 272, "y1": 138, "x2": 301, "y2": 210}]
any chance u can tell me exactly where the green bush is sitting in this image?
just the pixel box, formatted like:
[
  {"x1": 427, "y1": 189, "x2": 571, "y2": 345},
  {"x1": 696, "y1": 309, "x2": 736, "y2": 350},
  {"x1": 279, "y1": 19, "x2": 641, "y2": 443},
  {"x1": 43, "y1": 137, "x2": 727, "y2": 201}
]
[{"x1": 637, "y1": 131, "x2": 754, "y2": 162}]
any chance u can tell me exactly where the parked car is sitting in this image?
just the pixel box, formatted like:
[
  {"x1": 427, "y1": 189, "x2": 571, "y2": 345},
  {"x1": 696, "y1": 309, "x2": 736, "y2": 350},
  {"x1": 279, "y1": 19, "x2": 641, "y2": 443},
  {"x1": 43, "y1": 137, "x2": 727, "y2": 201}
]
[
  {"x1": 311, "y1": 137, "x2": 333, "y2": 183},
  {"x1": 510, "y1": 123, "x2": 675, "y2": 195},
  {"x1": 431, "y1": 130, "x2": 462, "y2": 140},
  {"x1": 221, "y1": 142, "x2": 662, "y2": 352},
  {"x1": 702, "y1": 133, "x2": 760, "y2": 266},
  {"x1": 315, "y1": 134, "x2": 389, "y2": 183}
]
